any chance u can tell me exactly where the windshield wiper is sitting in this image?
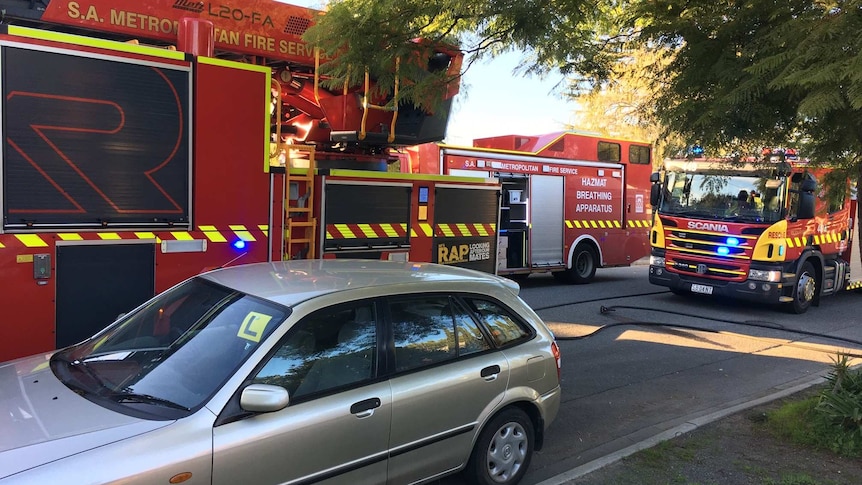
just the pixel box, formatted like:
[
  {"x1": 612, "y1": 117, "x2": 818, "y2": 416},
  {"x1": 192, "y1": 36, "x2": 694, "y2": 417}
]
[
  {"x1": 108, "y1": 391, "x2": 191, "y2": 411},
  {"x1": 52, "y1": 354, "x2": 110, "y2": 392}
]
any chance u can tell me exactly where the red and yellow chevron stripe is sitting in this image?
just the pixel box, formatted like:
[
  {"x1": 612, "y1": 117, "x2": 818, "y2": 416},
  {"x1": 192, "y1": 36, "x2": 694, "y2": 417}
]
[
  {"x1": 0, "y1": 225, "x2": 268, "y2": 249},
  {"x1": 785, "y1": 230, "x2": 848, "y2": 248},
  {"x1": 565, "y1": 219, "x2": 652, "y2": 229},
  {"x1": 325, "y1": 222, "x2": 497, "y2": 240}
]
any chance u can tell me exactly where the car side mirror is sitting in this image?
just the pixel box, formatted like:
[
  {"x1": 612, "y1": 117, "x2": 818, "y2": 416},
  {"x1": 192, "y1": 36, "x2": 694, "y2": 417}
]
[
  {"x1": 240, "y1": 384, "x2": 290, "y2": 413},
  {"x1": 650, "y1": 172, "x2": 660, "y2": 183}
]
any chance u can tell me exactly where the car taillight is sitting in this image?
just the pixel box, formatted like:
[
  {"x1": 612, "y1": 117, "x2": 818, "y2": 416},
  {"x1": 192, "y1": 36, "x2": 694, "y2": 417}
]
[{"x1": 551, "y1": 340, "x2": 561, "y2": 382}]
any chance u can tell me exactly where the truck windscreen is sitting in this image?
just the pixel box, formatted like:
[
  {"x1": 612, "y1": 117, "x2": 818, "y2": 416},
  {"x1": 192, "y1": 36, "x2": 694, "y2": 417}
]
[{"x1": 659, "y1": 171, "x2": 786, "y2": 224}]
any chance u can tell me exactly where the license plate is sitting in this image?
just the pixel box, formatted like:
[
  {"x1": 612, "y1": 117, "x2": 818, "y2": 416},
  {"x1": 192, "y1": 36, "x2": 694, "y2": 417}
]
[{"x1": 690, "y1": 284, "x2": 713, "y2": 295}]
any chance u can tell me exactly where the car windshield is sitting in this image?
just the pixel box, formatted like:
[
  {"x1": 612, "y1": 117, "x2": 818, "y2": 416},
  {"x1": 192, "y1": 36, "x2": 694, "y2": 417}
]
[
  {"x1": 658, "y1": 170, "x2": 787, "y2": 224},
  {"x1": 51, "y1": 278, "x2": 288, "y2": 415}
]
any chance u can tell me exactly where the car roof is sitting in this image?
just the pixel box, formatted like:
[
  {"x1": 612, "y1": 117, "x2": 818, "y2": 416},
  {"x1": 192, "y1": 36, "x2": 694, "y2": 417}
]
[{"x1": 198, "y1": 260, "x2": 519, "y2": 307}]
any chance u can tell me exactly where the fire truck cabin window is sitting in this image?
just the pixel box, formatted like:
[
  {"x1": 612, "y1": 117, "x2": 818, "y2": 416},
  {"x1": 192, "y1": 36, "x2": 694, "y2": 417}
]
[
  {"x1": 598, "y1": 142, "x2": 621, "y2": 162},
  {"x1": 629, "y1": 145, "x2": 651, "y2": 165}
]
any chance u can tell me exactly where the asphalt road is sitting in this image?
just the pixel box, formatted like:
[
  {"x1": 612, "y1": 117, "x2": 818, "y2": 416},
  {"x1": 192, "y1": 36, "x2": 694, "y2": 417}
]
[{"x1": 441, "y1": 264, "x2": 862, "y2": 484}]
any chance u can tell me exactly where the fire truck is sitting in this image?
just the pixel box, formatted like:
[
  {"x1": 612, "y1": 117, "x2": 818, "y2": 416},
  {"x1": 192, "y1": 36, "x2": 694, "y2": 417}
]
[
  {"x1": 648, "y1": 148, "x2": 862, "y2": 313},
  {"x1": 405, "y1": 132, "x2": 654, "y2": 282},
  {"x1": 0, "y1": 0, "x2": 500, "y2": 361}
]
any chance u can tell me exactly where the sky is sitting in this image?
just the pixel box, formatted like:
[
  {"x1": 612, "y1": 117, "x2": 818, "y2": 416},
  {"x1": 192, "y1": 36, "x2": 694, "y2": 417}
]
[
  {"x1": 444, "y1": 53, "x2": 578, "y2": 145},
  {"x1": 279, "y1": 0, "x2": 580, "y2": 146}
]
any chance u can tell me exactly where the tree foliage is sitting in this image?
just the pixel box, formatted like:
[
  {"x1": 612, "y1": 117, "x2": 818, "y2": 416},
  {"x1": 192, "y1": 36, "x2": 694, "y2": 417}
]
[
  {"x1": 302, "y1": 0, "x2": 614, "y2": 110},
  {"x1": 623, "y1": 0, "x2": 862, "y2": 173},
  {"x1": 565, "y1": 46, "x2": 683, "y2": 161}
]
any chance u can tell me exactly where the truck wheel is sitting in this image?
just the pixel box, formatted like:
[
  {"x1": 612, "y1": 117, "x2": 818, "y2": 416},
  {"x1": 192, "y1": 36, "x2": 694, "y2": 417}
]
[
  {"x1": 788, "y1": 261, "x2": 817, "y2": 314},
  {"x1": 465, "y1": 407, "x2": 534, "y2": 485},
  {"x1": 569, "y1": 244, "x2": 597, "y2": 284}
]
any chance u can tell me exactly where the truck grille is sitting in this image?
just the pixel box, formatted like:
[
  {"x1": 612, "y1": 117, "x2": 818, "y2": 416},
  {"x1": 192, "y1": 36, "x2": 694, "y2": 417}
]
[
  {"x1": 663, "y1": 224, "x2": 759, "y2": 281},
  {"x1": 665, "y1": 229, "x2": 756, "y2": 259},
  {"x1": 669, "y1": 257, "x2": 747, "y2": 279}
]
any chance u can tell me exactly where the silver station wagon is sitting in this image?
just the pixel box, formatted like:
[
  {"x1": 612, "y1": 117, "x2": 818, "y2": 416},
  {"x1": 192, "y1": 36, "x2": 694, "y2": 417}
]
[{"x1": 0, "y1": 260, "x2": 561, "y2": 485}]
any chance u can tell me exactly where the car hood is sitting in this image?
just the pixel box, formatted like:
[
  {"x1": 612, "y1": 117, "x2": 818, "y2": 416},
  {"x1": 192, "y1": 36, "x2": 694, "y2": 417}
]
[{"x1": 0, "y1": 354, "x2": 172, "y2": 478}]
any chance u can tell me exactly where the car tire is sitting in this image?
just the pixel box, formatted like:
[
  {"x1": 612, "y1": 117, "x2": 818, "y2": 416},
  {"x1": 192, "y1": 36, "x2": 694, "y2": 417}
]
[
  {"x1": 787, "y1": 261, "x2": 817, "y2": 314},
  {"x1": 465, "y1": 407, "x2": 534, "y2": 485}
]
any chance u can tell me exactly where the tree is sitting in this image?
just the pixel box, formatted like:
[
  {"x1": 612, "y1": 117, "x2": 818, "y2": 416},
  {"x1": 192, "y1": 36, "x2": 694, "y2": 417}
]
[
  {"x1": 301, "y1": 0, "x2": 616, "y2": 112},
  {"x1": 623, "y1": 0, "x2": 862, "y2": 175},
  {"x1": 565, "y1": 46, "x2": 682, "y2": 162}
]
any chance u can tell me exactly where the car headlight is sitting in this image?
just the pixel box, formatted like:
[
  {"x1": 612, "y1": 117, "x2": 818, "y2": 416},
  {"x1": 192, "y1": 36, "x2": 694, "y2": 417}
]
[
  {"x1": 748, "y1": 269, "x2": 781, "y2": 282},
  {"x1": 650, "y1": 255, "x2": 666, "y2": 267}
]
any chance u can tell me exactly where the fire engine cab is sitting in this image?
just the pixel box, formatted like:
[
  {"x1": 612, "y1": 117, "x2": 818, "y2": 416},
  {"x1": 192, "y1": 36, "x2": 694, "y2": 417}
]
[
  {"x1": 406, "y1": 132, "x2": 654, "y2": 282},
  {"x1": 0, "y1": 0, "x2": 499, "y2": 361},
  {"x1": 648, "y1": 148, "x2": 861, "y2": 313}
]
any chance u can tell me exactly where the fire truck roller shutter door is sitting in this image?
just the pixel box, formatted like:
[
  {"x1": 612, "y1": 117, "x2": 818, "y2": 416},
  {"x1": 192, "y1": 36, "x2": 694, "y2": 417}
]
[
  {"x1": 322, "y1": 182, "x2": 411, "y2": 253},
  {"x1": 530, "y1": 175, "x2": 565, "y2": 266},
  {"x1": 433, "y1": 186, "x2": 498, "y2": 274}
]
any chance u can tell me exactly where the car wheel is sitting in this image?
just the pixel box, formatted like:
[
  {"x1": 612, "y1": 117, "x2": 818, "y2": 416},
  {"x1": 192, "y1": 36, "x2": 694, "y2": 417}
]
[
  {"x1": 466, "y1": 407, "x2": 534, "y2": 485},
  {"x1": 788, "y1": 261, "x2": 817, "y2": 314}
]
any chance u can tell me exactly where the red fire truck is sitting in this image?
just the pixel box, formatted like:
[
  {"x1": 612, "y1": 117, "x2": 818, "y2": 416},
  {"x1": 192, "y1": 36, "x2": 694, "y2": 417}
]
[
  {"x1": 0, "y1": 0, "x2": 499, "y2": 361},
  {"x1": 648, "y1": 148, "x2": 861, "y2": 313},
  {"x1": 405, "y1": 132, "x2": 654, "y2": 282}
]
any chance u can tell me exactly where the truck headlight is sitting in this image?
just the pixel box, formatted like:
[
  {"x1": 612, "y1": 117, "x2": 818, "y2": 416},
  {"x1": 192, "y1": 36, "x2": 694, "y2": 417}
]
[
  {"x1": 748, "y1": 269, "x2": 781, "y2": 282},
  {"x1": 650, "y1": 255, "x2": 666, "y2": 267}
]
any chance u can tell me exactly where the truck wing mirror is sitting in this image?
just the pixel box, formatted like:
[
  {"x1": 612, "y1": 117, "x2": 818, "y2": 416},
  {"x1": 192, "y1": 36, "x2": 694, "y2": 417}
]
[
  {"x1": 797, "y1": 192, "x2": 816, "y2": 219},
  {"x1": 650, "y1": 184, "x2": 662, "y2": 207},
  {"x1": 650, "y1": 172, "x2": 660, "y2": 183}
]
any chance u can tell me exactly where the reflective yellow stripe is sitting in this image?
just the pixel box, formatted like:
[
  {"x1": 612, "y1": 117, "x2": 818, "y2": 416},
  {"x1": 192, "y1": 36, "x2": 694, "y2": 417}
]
[
  {"x1": 381, "y1": 224, "x2": 398, "y2": 238},
  {"x1": 199, "y1": 225, "x2": 227, "y2": 243},
  {"x1": 135, "y1": 232, "x2": 157, "y2": 240},
  {"x1": 438, "y1": 224, "x2": 455, "y2": 237},
  {"x1": 358, "y1": 224, "x2": 378, "y2": 238},
  {"x1": 259, "y1": 224, "x2": 269, "y2": 237},
  {"x1": 474, "y1": 223, "x2": 489, "y2": 237},
  {"x1": 419, "y1": 223, "x2": 433, "y2": 237},
  {"x1": 58, "y1": 234, "x2": 83, "y2": 241},
  {"x1": 335, "y1": 224, "x2": 355, "y2": 238},
  {"x1": 171, "y1": 232, "x2": 194, "y2": 241},
  {"x1": 16, "y1": 234, "x2": 48, "y2": 247},
  {"x1": 230, "y1": 225, "x2": 256, "y2": 242},
  {"x1": 98, "y1": 233, "x2": 121, "y2": 240}
]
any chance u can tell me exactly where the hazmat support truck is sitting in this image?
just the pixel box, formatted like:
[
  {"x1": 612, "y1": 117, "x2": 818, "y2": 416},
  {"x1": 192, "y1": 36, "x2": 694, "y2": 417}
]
[
  {"x1": 0, "y1": 0, "x2": 499, "y2": 361},
  {"x1": 406, "y1": 132, "x2": 654, "y2": 282},
  {"x1": 648, "y1": 148, "x2": 861, "y2": 313}
]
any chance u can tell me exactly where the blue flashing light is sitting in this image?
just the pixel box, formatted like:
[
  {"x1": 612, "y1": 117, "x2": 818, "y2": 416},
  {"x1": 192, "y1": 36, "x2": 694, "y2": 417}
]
[
  {"x1": 232, "y1": 239, "x2": 247, "y2": 250},
  {"x1": 690, "y1": 144, "x2": 705, "y2": 157},
  {"x1": 726, "y1": 237, "x2": 740, "y2": 247},
  {"x1": 717, "y1": 246, "x2": 730, "y2": 256}
]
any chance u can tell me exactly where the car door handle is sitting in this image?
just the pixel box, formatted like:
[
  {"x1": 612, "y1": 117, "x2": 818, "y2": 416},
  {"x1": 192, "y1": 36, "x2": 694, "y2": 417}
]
[
  {"x1": 481, "y1": 365, "x2": 501, "y2": 380},
  {"x1": 350, "y1": 397, "x2": 381, "y2": 418}
]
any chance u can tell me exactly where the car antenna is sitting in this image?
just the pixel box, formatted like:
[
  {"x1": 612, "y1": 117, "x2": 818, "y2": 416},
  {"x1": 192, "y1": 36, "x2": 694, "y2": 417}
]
[{"x1": 216, "y1": 251, "x2": 248, "y2": 269}]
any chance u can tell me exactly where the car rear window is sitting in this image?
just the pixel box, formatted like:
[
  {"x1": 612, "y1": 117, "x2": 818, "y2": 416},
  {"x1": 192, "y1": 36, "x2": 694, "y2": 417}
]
[
  {"x1": 389, "y1": 295, "x2": 491, "y2": 372},
  {"x1": 463, "y1": 298, "x2": 531, "y2": 347}
]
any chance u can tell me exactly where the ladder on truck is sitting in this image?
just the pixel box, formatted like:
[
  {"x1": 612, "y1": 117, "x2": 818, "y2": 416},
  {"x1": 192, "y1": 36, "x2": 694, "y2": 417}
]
[{"x1": 281, "y1": 144, "x2": 317, "y2": 260}]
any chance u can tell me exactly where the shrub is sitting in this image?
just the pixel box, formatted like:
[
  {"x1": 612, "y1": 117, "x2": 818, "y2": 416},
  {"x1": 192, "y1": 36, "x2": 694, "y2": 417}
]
[{"x1": 814, "y1": 354, "x2": 862, "y2": 456}]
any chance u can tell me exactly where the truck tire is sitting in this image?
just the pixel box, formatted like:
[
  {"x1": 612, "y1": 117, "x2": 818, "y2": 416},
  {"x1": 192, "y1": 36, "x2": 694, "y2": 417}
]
[
  {"x1": 569, "y1": 243, "x2": 598, "y2": 284},
  {"x1": 465, "y1": 407, "x2": 534, "y2": 485},
  {"x1": 788, "y1": 261, "x2": 817, "y2": 314}
]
